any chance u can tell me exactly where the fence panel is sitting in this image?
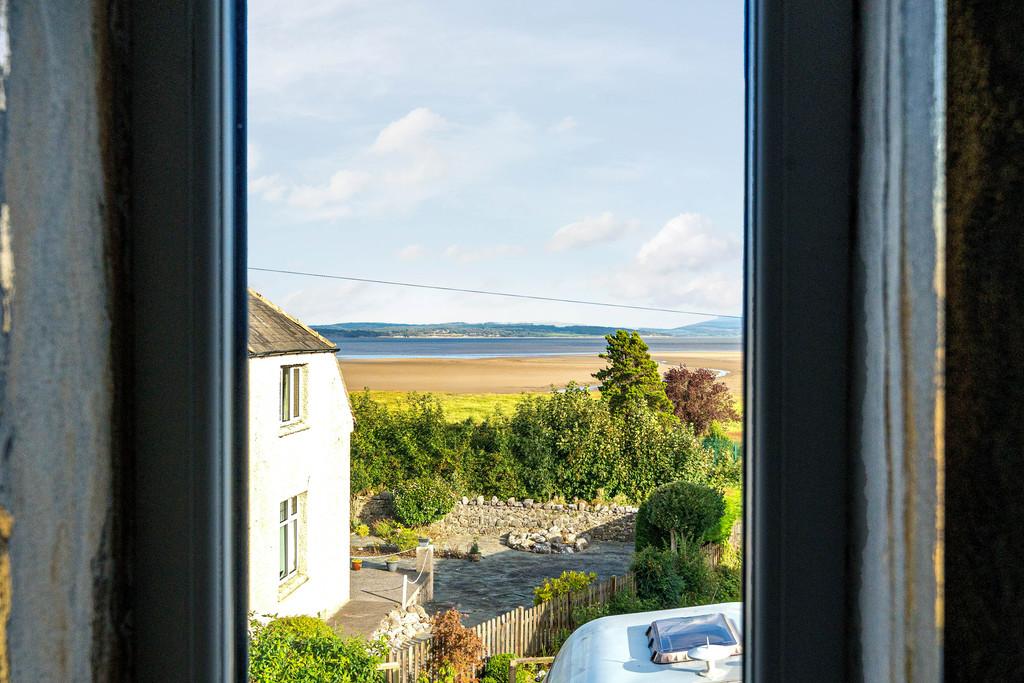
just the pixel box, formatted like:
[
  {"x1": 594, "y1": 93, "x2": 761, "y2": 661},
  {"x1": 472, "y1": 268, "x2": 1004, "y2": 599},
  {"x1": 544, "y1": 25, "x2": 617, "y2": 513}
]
[{"x1": 382, "y1": 571, "x2": 634, "y2": 681}]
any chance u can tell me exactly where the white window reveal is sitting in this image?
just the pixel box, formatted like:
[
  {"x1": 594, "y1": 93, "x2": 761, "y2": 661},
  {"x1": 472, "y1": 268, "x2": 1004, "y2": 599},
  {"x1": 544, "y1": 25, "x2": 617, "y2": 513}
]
[
  {"x1": 280, "y1": 364, "x2": 305, "y2": 422},
  {"x1": 279, "y1": 496, "x2": 299, "y2": 581}
]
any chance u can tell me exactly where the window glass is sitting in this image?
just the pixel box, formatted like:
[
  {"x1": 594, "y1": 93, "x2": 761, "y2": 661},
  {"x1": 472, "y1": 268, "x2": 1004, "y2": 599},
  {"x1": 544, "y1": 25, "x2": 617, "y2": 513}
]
[{"x1": 248, "y1": 3, "x2": 743, "y2": 679}]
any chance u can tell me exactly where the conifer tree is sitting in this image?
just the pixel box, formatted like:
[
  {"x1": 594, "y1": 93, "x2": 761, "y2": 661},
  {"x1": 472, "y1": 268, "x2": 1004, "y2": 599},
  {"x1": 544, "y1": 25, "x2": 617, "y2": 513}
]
[{"x1": 593, "y1": 330, "x2": 672, "y2": 414}]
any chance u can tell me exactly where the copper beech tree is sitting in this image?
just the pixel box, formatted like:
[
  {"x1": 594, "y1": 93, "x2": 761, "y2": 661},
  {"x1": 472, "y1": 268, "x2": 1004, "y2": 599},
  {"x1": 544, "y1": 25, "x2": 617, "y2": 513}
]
[{"x1": 663, "y1": 365, "x2": 739, "y2": 436}]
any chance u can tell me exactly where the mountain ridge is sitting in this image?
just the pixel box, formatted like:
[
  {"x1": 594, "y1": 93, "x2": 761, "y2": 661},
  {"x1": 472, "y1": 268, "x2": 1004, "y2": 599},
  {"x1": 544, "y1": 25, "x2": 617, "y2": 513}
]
[{"x1": 312, "y1": 317, "x2": 741, "y2": 339}]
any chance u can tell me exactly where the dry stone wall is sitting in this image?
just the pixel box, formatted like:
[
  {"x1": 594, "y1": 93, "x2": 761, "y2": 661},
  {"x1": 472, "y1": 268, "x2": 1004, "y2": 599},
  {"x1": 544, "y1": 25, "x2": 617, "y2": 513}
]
[{"x1": 353, "y1": 493, "x2": 637, "y2": 543}]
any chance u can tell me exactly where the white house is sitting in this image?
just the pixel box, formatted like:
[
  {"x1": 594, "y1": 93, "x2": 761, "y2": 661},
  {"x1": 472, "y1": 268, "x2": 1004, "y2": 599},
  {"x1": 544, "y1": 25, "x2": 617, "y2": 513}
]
[{"x1": 247, "y1": 289, "x2": 353, "y2": 619}]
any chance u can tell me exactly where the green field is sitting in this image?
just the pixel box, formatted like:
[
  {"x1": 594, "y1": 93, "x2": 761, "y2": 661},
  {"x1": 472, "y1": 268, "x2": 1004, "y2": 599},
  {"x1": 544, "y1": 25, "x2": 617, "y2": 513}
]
[{"x1": 363, "y1": 390, "x2": 549, "y2": 422}]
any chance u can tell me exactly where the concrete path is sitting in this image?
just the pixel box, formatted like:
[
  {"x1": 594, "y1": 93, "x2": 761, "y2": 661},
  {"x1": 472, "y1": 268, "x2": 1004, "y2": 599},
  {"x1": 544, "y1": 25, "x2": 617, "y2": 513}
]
[
  {"x1": 329, "y1": 557, "x2": 419, "y2": 637},
  {"x1": 427, "y1": 537, "x2": 633, "y2": 627}
]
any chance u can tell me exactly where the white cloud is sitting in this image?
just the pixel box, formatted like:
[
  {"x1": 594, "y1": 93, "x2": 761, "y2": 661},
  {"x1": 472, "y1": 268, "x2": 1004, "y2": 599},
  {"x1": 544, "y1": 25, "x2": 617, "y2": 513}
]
[
  {"x1": 248, "y1": 174, "x2": 287, "y2": 202},
  {"x1": 443, "y1": 244, "x2": 525, "y2": 263},
  {"x1": 397, "y1": 244, "x2": 427, "y2": 262},
  {"x1": 372, "y1": 107, "x2": 448, "y2": 153},
  {"x1": 602, "y1": 213, "x2": 742, "y2": 313},
  {"x1": 254, "y1": 108, "x2": 535, "y2": 220},
  {"x1": 550, "y1": 116, "x2": 577, "y2": 133},
  {"x1": 634, "y1": 213, "x2": 735, "y2": 272},
  {"x1": 547, "y1": 212, "x2": 636, "y2": 252}
]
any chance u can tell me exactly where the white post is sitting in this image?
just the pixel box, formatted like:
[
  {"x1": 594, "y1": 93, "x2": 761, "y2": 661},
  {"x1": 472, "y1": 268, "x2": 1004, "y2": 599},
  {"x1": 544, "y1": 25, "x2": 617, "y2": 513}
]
[{"x1": 401, "y1": 574, "x2": 408, "y2": 609}]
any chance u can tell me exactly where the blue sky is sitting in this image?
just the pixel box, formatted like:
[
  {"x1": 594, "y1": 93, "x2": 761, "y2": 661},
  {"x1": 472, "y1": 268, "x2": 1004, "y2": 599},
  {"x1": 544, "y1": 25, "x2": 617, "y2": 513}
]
[{"x1": 247, "y1": 1, "x2": 743, "y2": 328}]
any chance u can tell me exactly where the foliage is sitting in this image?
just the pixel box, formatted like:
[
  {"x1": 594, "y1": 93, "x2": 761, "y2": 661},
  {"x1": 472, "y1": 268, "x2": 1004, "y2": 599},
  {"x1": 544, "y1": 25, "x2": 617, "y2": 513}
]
[
  {"x1": 532, "y1": 570, "x2": 597, "y2": 605},
  {"x1": 248, "y1": 615, "x2": 386, "y2": 683},
  {"x1": 370, "y1": 519, "x2": 394, "y2": 538},
  {"x1": 709, "y1": 487, "x2": 742, "y2": 544},
  {"x1": 351, "y1": 384, "x2": 707, "y2": 504},
  {"x1": 679, "y1": 440, "x2": 742, "y2": 491},
  {"x1": 428, "y1": 610, "x2": 484, "y2": 683},
  {"x1": 713, "y1": 542, "x2": 743, "y2": 602},
  {"x1": 352, "y1": 522, "x2": 370, "y2": 537},
  {"x1": 469, "y1": 539, "x2": 480, "y2": 555},
  {"x1": 365, "y1": 391, "x2": 549, "y2": 423},
  {"x1": 393, "y1": 475, "x2": 456, "y2": 527},
  {"x1": 392, "y1": 527, "x2": 420, "y2": 552},
  {"x1": 664, "y1": 365, "x2": 740, "y2": 435},
  {"x1": 635, "y1": 481, "x2": 725, "y2": 550},
  {"x1": 481, "y1": 653, "x2": 538, "y2": 683},
  {"x1": 571, "y1": 590, "x2": 659, "y2": 628},
  {"x1": 593, "y1": 331, "x2": 672, "y2": 414},
  {"x1": 631, "y1": 542, "x2": 714, "y2": 609}
]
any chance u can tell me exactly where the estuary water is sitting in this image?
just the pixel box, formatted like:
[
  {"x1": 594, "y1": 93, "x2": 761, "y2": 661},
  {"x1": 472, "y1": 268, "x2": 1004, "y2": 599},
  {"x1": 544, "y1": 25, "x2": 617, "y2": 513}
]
[{"x1": 317, "y1": 334, "x2": 741, "y2": 360}]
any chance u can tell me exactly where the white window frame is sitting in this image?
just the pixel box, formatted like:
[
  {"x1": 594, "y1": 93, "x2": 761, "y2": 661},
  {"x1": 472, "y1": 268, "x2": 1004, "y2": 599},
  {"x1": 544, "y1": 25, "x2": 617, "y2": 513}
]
[
  {"x1": 279, "y1": 364, "x2": 305, "y2": 423},
  {"x1": 278, "y1": 496, "x2": 300, "y2": 582}
]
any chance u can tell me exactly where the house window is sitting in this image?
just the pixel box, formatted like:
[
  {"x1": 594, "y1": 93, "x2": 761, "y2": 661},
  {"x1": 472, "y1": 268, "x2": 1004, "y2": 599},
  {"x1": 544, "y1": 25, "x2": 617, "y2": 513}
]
[
  {"x1": 280, "y1": 365, "x2": 305, "y2": 422},
  {"x1": 279, "y1": 495, "x2": 300, "y2": 581}
]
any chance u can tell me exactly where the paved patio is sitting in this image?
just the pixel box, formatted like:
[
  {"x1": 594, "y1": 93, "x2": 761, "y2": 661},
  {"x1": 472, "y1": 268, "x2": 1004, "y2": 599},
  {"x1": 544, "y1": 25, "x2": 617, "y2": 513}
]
[
  {"x1": 426, "y1": 536, "x2": 633, "y2": 627},
  {"x1": 329, "y1": 556, "x2": 419, "y2": 637}
]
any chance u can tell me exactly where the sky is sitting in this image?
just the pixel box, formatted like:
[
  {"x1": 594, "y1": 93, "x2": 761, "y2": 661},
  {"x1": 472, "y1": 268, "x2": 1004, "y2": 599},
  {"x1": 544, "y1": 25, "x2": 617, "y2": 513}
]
[{"x1": 247, "y1": 1, "x2": 744, "y2": 329}]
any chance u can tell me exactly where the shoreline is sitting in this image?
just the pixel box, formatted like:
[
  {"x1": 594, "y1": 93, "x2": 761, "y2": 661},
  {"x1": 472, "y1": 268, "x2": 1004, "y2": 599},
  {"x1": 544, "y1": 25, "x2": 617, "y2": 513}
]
[{"x1": 339, "y1": 350, "x2": 743, "y2": 396}]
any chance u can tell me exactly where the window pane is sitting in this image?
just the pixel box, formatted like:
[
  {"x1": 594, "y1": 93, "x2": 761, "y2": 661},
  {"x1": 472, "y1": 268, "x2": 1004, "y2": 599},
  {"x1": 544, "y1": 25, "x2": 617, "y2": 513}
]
[
  {"x1": 292, "y1": 367, "x2": 301, "y2": 418},
  {"x1": 280, "y1": 367, "x2": 289, "y2": 421},
  {"x1": 278, "y1": 500, "x2": 287, "y2": 523},
  {"x1": 279, "y1": 524, "x2": 286, "y2": 579}
]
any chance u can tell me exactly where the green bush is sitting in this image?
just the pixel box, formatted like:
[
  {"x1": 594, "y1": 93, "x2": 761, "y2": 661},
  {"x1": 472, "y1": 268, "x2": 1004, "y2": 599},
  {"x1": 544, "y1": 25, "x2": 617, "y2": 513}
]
[
  {"x1": 532, "y1": 570, "x2": 597, "y2": 605},
  {"x1": 482, "y1": 653, "x2": 537, "y2": 683},
  {"x1": 370, "y1": 519, "x2": 394, "y2": 538},
  {"x1": 350, "y1": 379, "x2": 707, "y2": 505},
  {"x1": 635, "y1": 481, "x2": 725, "y2": 550},
  {"x1": 248, "y1": 615, "x2": 386, "y2": 682},
  {"x1": 709, "y1": 487, "x2": 741, "y2": 544},
  {"x1": 631, "y1": 542, "x2": 715, "y2": 609},
  {"x1": 571, "y1": 590, "x2": 659, "y2": 628},
  {"x1": 392, "y1": 527, "x2": 419, "y2": 552},
  {"x1": 632, "y1": 547, "x2": 686, "y2": 607},
  {"x1": 392, "y1": 476, "x2": 455, "y2": 527}
]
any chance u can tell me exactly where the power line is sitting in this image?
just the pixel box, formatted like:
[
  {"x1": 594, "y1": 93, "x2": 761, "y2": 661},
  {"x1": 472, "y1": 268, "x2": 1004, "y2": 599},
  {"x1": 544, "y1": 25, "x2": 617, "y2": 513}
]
[{"x1": 248, "y1": 266, "x2": 741, "y2": 319}]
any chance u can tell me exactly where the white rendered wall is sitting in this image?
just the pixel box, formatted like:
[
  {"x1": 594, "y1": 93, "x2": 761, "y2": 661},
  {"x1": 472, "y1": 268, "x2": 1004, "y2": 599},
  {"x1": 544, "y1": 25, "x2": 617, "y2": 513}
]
[{"x1": 248, "y1": 352, "x2": 353, "y2": 619}]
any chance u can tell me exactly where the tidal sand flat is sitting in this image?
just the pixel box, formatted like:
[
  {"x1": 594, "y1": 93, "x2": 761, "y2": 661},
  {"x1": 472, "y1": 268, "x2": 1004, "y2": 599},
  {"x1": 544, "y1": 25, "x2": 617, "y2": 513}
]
[{"x1": 339, "y1": 350, "x2": 743, "y2": 396}]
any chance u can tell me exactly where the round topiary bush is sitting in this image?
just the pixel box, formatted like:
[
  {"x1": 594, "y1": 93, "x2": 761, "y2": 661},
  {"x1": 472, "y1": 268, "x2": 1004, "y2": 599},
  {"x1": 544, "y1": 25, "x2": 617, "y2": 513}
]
[
  {"x1": 634, "y1": 480, "x2": 725, "y2": 550},
  {"x1": 248, "y1": 615, "x2": 386, "y2": 682},
  {"x1": 392, "y1": 475, "x2": 456, "y2": 527}
]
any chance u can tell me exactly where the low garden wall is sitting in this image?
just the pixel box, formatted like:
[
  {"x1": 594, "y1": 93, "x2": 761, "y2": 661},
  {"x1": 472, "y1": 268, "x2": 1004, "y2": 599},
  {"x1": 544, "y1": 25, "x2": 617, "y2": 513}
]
[{"x1": 352, "y1": 493, "x2": 638, "y2": 543}]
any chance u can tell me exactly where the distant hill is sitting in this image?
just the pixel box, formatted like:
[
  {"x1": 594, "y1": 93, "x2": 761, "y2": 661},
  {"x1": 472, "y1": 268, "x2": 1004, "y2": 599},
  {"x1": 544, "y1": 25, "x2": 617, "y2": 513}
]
[{"x1": 313, "y1": 317, "x2": 741, "y2": 339}]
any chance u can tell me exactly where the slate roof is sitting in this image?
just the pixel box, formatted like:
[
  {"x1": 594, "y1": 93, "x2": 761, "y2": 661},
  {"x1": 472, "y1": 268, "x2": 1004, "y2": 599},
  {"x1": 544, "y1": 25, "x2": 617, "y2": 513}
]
[{"x1": 248, "y1": 289, "x2": 337, "y2": 358}]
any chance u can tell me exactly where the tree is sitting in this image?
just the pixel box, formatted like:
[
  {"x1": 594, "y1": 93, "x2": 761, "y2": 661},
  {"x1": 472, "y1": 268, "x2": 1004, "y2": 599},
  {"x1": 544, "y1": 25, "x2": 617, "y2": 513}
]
[
  {"x1": 593, "y1": 330, "x2": 672, "y2": 414},
  {"x1": 663, "y1": 365, "x2": 740, "y2": 435}
]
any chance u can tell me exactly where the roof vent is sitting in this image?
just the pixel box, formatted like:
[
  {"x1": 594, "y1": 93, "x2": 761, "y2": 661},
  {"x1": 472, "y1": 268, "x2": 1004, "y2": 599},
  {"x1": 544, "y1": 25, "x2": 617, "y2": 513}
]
[{"x1": 645, "y1": 612, "x2": 741, "y2": 665}]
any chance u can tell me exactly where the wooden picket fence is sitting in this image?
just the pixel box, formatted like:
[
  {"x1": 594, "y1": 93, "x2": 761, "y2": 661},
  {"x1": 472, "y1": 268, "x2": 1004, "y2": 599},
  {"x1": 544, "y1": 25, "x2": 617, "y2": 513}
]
[{"x1": 381, "y1": 572, "x2": 635, "y2": 682}]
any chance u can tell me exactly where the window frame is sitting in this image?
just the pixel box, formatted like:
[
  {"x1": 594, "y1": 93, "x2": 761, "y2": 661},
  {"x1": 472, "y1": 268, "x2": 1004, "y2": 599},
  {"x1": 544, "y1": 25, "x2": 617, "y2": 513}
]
[
  {"x1": 279, "y1": 495, "x2": 300, "y2": 582},
  {"x1": 124, "y1": 0, "x2": 944, "y2": 679},
  {"x1": 279, "y1": 364, "x2": 306, "y2": 424}
]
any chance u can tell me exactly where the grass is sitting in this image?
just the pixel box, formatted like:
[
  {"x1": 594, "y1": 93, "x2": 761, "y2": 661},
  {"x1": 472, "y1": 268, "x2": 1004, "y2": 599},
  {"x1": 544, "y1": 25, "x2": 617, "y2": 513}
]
[{"x1": 363, "y1": 390, "x2": 547, "y2": 422}]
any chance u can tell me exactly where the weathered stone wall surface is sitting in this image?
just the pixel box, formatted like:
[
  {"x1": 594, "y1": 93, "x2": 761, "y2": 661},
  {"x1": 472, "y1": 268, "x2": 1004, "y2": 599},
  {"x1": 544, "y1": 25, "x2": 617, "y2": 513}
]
[
  {"x1": 0, "y1": 2, "x2": 124, "y2": 679},
  {"x1": 353, "y1": 493, "x2": 637, "y2": 542}
]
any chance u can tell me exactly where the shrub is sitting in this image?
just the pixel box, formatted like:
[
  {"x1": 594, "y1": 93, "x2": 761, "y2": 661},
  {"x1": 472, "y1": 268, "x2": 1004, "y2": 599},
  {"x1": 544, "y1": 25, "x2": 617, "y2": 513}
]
[
  {"x1": 635, "y1": 481, "x2": 725, "y2": 550},
  {"x1": 353, "y1": 522, "x2": 370, "y2": 537},
  {"x1": 370, "y1": 518, "x2": 394, "y2": 538},
  {"x1": 248, "y1": 615, "x2": 386, "y2": 682},
  {"x1": 428, "y1": 610, "x2": 483, "y2": 683},
  {"x1": 482, "y1": 653, "x2": 538, "y2": 683},
  {"x1": 532, "y1": 570, "x2": 597, "y2": 605},
  {"x1": 392, "y1": 527, "x2": 419, "y2": 552},
  {"x1": 663, "y1": 365, "x2": 740, "y2": 435},
  {"x1": 393, "y1": 475, "x2": 455, "y2": 527},
  {"x1": 632, "y1": 547, "x2": 686, "y2": 607},
  {"x1": 571, "y1": 590, "x2": 658, "y2": 628},
  {"x1": 632, "y1": 542, "x2": 715, "y2": 609},
  {"x1": 708, "y1": 487, "x2": 741, "y2": 544}
]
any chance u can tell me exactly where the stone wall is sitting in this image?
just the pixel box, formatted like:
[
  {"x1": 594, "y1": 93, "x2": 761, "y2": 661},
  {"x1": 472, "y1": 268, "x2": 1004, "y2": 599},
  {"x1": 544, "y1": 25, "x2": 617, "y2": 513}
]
[{"x1": 353, "y1": 493, "x2": 637, "y2": 543}]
